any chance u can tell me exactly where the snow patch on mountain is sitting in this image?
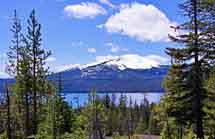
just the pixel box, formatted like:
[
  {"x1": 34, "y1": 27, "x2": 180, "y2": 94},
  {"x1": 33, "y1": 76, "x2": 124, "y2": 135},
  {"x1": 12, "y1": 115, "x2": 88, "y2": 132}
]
[
  {"x1": 98, "y1": 54, "x2": 168, "y2": 70},
  {"x1": 85, "y1": 54, "x2": 168, "y2": 70},
  {"x1": 54, "y1": 54, "x2": 169, "y2": 72},
  {"x1": 54, "y1": 64, "x2": 82, "y2": 72}
]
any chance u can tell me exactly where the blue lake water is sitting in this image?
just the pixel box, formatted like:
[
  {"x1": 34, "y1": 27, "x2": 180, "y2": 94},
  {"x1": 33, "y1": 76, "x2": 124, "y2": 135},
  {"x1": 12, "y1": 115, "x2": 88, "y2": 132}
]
[{"x1": 63, "y1": 92, "x2": 163, "y2": 107}]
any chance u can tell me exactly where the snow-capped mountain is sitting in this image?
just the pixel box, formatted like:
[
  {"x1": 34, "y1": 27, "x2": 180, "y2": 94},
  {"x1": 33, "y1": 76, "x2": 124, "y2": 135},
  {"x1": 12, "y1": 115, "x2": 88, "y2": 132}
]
[
  {"x1": 99, "y1": 54, "x2": 165, "y2": 70},
  {"x1": 0, "y1": 55, "x2": 169, "y2": 93},
  {"x1": 52, "y1": 56, "x2": 169, "y2": 92},
  {"x1": 55, "y1": 54, "x2": 168, "y2": 73}
]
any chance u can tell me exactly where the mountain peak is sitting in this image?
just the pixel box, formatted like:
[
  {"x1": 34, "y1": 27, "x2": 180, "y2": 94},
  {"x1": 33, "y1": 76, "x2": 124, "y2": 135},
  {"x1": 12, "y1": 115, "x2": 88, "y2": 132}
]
[
  {"x1": 98, "y1": 54, "x2": 165, "y2": 70},
  {"x1": 54, "y1": 54, "x2": 168, "y2": 72}
]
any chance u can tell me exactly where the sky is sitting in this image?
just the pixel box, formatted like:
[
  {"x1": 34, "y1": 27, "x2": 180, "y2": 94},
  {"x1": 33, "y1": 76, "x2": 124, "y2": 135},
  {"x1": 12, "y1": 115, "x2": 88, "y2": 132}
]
[{"x1": 0, "y1": 0, "x2": 183, "y2": 77}]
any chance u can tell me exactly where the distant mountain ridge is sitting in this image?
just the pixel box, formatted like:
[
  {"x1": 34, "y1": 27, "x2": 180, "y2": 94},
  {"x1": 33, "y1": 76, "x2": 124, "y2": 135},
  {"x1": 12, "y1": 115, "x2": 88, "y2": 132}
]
[
  {"x1": 57, "y1": 54, "x2": 168, "y2": 72},
  {"x1": 51, "y1": 59, "x2": 169, "y2": 92},
  {"x1": 0, "y1": 58, "x2": 169, "y2": 93}
]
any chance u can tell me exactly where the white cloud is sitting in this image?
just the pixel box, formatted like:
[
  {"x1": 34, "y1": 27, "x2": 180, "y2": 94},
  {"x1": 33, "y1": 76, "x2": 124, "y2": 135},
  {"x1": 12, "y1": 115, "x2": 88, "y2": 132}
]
[
  {"x1": 71, "y1": 41, "x2": 87, "y2": 47},
  {"x1": 99, "y1": 2, "x2": 176, "y2": 42},
  {"x1": 64, "y1": 2, "x2": 107, "y2": 19},
  {"x1": 107, "y1": 42, "x2": 120, "y2": 53},
  {"x1": 0, "y1": 53, "x2": 12, "y2": 78},
  {"x1": 106, "y1": 42, "x2": 128, "y2": 53},
  {"x1": 87, "y1": 48, "x2": 97, "y2": 53},
  {"x1": 46, "y1": 56, "x2": 56, "y2": 62},
  {"x1": 144, "y1": 55, "x2": 169, "y2": 65},
  {"x1": 96, "y1": 24, "x2": 103, "y2": 29},
  {"x1": 95, "y1": 55, "x2": 118, "y2": 63},
  {"x1": 110, "y1": 46, "x2": 120, "y2": 53},
  {"x1": 99, "y1": 0, "x2": 116, "y2": 8}
]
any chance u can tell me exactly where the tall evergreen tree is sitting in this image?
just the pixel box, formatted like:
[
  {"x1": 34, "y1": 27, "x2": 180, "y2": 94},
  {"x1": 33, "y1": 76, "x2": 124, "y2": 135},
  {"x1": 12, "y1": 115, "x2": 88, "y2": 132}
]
[
  {"x1": 204, "y1": 68, "x2": 215, "y2": 137},
  {"x1": 7, "y1": 10, "x2": 22, "y2": 76},
  {"x1": 5, "y1": 82, "x2": 12, "y2": 139},
  {"x1": 103, "y1": 94, "x2": 113, "y2": 136},
  {"x1": 163, "y1": 64, "x2": 191, "y2": 125},
  {"x1": 7, "y1": 10, "x2": 31, "y2": 138},
  {"x1": 6, "y1": 10, "x2": 22, "y2": 138},
  {"x1": 80, "y1": 91, "x2": 107, "y2": 139},
  {"x1": 16, "y1": 38, "x2": 32, "y2": 138},
  {"x1": 165, "y1": 0, "x2": 215, "y2": 138},
  {"x1": 118, "y1": 94, "x2": 127, "y2": 136},
  {"x1": 37, "y1": 92, "x2": 75, "y2": 139},
  {"x1": 26, "y1": 9, "x2": 51, "y2": 134},
  {"x1": 127, "y1": 97, "x2": 134, "y2": 139}
]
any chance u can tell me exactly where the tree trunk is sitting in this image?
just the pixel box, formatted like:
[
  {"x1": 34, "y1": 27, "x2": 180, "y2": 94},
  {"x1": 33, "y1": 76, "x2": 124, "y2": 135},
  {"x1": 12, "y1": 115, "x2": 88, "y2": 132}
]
[
  {"x1": 193, "y1": 0, "x2": 204, "y2": 138},
  {"x1": 6, "y1": 82, "x2": 12, "y2": 139},
  {"x1": 25, "y1": 90, "x2": 30, "y2": 139},
  {"x1": 32, "y1": 43, "x2": 37, "y2": 135}
]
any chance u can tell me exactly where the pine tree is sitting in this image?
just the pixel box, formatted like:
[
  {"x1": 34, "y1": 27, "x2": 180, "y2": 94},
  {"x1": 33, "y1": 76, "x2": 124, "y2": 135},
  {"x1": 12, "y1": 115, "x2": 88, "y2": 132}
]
[
  {"x1": 108, "y1": 94, "x2": 118, "y2": 136},
  {"x1": 6, "y1": 10, "x2": 21, "y2": 138},
  {"x1": 165, "y1": 0, "x2": 215, "y2": 138},
  {"x1": 127, "y1": 97, "x2": 134, "y2": 139},
  {"x1": 133, "y1": 101, "x2": 141, "y2": 133},
  {"x1": 36, "y1": 95, "x2": 55, "y2": 139},
  {"x1": 103, "y1": 94, "x2": 113, "y2": 136},
  {"x1": 7, "y1": 10, "x2": 31, "y2": 138},
  {"x1": 142, "y1": 96, "x2": 150, "y2": 131},
  {"x1": 80, "y1": 91, "x2": 107, "y2": 139},
  {"x1": 200, "y1": 6, "x2": 215, "y2": 137},
  {"x1": 37, "y1": 89, "x2": 75, "y2": 139},
  {"x1": 204, "y1": 68, "x2": 215, "y2": 137},
  {"x1": 26, "y1": 9, "x2": 51, "y2": 134},
  {"x1": 163, "y1": 64, "x2": 191, "y2": 125},
  {"x1": 151, "y1": 101, "x2": 176, "y2": 139},
  {"x1": 6, "y1": 9, "x2": 52, "y2": 137},
  {"x1": 117, "y1": 94, "x2": 126, "y2": 135},
  {"x1": 16, "y1": 39, "x2": 32, "y2": 138},
  {"x1": 7, "y1": 10, "x2": 22, "y2": 76},
  {"x1": 5, "y1": 82, "x2": 12, "y2": 139}
]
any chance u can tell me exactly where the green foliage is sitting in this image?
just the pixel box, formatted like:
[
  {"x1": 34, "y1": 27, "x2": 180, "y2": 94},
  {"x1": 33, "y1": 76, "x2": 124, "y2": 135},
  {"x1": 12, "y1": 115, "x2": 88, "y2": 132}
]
[
  {"x1": 37, "y1": 94, "x2": 75, "y2": 139},
  {"x1": 163, "y1": 65, "x2": 192, "y2": 124},
  {"x1": 164, "y1": 0, "x2": 215, "y2": 138},
  {"x1": 160, "y1": 120, "x2": 178, "y2": 139},
  {"x1": 112, "y1": 132, "x2": 121, "y2": 139},
  {"x1": 79, "y1": 90, "x2": 107, "y2": 138},
  {"x1": 204, "y1": 68, "x2": 215, "y2": 137},
  {"x1": 59, "y1": 132, "x2": 73, "y2": 139},
  {"x1": 0, "y1": 132, "x2": 7, "y2": 139},
  {"x1": 7, "y1": 10, "x2": 22, "y2": 76},
  {"x1": 36, "y1": 96, "x2": 54, "y2": 139},
  {"x1": 69, "y1": 129, "x2": 87, "y2": 139},
  {"x1": 118, "y1": 94, "x2": 127, "y2": 135},
  {"x1": 185, "y1": 128, "x2": 196, "y2": 139},
  {"x1": 149, "y1": 103, "x2": 165, "y2": 135}
]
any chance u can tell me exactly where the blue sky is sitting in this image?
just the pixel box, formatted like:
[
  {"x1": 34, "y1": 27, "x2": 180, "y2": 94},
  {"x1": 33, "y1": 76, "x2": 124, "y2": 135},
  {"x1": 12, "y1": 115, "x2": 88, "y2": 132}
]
[{"x1": 0, "y1": 0, "x2": 183, "y2": 74}]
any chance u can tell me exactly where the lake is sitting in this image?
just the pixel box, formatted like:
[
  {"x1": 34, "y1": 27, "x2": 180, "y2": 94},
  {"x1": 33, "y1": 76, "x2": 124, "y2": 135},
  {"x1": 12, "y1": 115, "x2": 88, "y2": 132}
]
[{"x1": 63, "y1": 92, "x2": 163, "y2": 107}]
